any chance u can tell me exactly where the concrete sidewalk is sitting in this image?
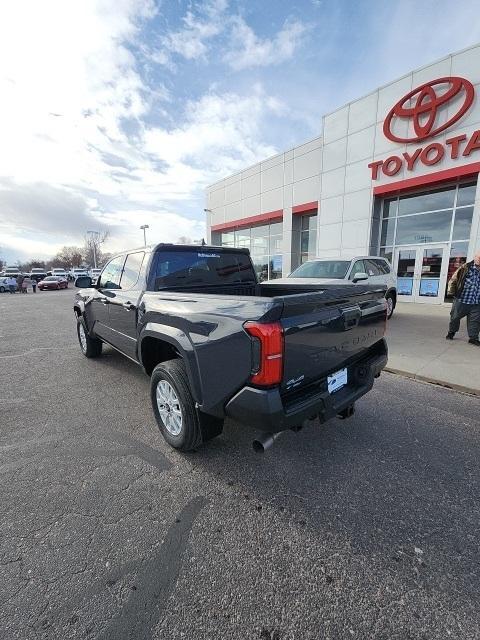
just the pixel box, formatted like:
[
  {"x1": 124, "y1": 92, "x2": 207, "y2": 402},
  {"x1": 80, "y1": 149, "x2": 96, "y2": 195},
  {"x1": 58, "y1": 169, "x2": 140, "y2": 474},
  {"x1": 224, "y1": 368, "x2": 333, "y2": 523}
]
[{"x1": 385, "y1": 302, "x2": 480, "y2": 395}]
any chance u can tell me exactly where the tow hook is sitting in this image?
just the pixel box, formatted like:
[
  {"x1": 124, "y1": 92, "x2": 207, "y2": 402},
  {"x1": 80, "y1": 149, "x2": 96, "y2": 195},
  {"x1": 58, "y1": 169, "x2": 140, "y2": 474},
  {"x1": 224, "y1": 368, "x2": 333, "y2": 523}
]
[{"x1": 337, "y1": 404, "x2": 355, "y2": 420}]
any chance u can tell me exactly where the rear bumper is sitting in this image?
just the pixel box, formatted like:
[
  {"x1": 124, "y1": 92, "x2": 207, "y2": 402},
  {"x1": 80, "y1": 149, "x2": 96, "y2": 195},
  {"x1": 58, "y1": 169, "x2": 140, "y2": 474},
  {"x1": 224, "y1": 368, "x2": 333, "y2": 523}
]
[{"x1": 225, "y1": 344, "x2": 387, "y2": 433}]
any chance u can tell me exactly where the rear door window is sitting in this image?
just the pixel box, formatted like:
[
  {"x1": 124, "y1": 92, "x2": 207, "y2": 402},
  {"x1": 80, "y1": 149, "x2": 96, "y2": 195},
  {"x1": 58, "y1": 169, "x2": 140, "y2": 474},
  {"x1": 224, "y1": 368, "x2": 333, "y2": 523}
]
[
  {"x1": 365, "y1": 259, "x2": 382, "y2": 277},
  {"x1": 373, "y1": 258, "x2": 391, "y2": 274},
  {"x1": 120, "y1": 252, "x2": 145, "y2": 290},
  {"x1": 152, "y1": 250, "x2": 255, "y2": 289}
]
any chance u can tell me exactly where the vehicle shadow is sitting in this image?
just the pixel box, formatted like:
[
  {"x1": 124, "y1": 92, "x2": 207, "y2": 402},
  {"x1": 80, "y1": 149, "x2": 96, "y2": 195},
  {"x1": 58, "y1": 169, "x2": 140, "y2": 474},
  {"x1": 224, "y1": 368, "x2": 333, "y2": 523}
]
[{"x1": 186, "y1": 391, "x2": 480, "y2": 602}]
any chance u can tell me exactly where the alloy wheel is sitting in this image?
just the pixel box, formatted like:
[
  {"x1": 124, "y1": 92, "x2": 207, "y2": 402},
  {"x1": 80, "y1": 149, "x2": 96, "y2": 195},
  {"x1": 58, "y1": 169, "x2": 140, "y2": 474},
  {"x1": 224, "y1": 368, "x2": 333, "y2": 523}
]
[
  {"x1": 78, "y1": 323, "x2": 87, "y2": 353},
  {"x1": 156, "y1": 380, "x2": 183, "y2": 436}
]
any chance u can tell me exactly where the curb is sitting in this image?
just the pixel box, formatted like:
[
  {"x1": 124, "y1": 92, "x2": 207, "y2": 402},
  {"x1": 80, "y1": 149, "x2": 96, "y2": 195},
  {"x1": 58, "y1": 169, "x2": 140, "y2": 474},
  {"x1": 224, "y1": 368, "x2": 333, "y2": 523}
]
[{"x1": 384, "y1": 367, "x2": 480, "y2": 397}]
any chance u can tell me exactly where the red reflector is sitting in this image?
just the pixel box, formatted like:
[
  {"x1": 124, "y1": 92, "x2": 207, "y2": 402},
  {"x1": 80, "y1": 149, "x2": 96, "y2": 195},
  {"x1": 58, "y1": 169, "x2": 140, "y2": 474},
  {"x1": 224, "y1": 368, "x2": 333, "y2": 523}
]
[{"x1": 244, "y1": 321, "x2": 284, "y2": 386}]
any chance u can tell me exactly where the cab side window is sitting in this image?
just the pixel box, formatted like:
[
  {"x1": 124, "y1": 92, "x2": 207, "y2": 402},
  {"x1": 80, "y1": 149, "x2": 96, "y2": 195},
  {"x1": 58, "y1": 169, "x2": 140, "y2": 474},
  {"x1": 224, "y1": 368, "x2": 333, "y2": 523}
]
[
  {"x1": 97, "y1": 256, "x2": 125, "y2": 289},
  {"x1": 373, "y1": 258, "x2": 391, "y2": 274},
  {"x1": 365, "y1": 259, "x2": 381, "y2": 277},
  {"x1": 120, "y1": 252, "x2": 145, "y2": 290},
  {"x1": 349, "y1": 260, "x2": 366, "y2": 280}
]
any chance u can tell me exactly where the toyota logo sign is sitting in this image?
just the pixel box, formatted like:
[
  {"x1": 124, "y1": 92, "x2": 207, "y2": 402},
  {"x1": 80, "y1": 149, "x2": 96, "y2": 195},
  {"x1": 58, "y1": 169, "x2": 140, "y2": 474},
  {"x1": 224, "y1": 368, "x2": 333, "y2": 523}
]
[{"x1": 383, "y1": 76, "x2": 475, "y2": 143}]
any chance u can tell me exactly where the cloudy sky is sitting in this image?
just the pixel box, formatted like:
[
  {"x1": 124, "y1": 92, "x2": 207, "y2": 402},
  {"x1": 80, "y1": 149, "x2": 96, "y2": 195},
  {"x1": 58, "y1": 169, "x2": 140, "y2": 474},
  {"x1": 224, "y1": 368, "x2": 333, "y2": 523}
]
[{"x1": 1, "y1": 0, "x2": 480, "y2": 264}]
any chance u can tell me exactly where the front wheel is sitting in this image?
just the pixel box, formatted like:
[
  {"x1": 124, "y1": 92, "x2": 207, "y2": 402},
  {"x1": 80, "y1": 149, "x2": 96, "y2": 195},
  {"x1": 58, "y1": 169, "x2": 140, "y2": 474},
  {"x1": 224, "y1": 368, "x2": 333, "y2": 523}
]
[
  {"x1": 77, "y1": 317, "x2": 102, "y2": 358},
  {"x1": 385, "y1": 293, "x2": 395, "y2": 319}
]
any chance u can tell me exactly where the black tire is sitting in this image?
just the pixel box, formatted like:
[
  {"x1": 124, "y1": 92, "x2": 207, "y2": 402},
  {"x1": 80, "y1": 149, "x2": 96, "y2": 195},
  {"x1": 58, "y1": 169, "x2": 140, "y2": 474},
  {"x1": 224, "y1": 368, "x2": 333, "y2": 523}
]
[
  {"x1": 151, "y1": 359, "x2": 223, "y2": 451},
  {"x1": 0, "y1": 286, "x2": 5, "y2": 293},
  {"x1": 385, "y1": 293, "x2": 396, "y2": 319},
  {"x1": 77, "y1": 317, "x2": 102, "y2": 358}
]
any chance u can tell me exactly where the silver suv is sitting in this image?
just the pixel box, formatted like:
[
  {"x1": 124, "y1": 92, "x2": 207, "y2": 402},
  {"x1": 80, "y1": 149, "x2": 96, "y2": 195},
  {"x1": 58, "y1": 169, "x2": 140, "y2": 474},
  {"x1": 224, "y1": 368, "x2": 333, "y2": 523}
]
[{"x1": 273, "y1": 256, "x2": 397, "y2": 318}]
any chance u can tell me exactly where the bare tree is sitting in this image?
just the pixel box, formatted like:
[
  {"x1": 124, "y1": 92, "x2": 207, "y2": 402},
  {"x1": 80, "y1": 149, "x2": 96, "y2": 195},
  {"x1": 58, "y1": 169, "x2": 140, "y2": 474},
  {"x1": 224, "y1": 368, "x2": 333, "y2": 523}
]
[
  {"x1": 177, "y1": 236, "x2": 192, "y2": 244},
  {"x1": 84, "y1": 231, "x2": 109, "y2": 268}
]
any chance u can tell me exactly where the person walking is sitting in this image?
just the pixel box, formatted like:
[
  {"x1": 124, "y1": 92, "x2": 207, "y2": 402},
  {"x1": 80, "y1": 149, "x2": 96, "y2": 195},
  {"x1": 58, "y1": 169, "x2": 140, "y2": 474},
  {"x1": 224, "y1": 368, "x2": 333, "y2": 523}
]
[
  {"x1": 7, "y1": 276, "x2": 16, "y2": 293},
  {"x1": 446, "y1": 250, "x2": 480, "y2": 346},
  {"x1": 21, "y1": 277, "x2": 29, "y2": 294},
  {"x1": 31, "y1": 277, "x2": 37, "y2": 293}
]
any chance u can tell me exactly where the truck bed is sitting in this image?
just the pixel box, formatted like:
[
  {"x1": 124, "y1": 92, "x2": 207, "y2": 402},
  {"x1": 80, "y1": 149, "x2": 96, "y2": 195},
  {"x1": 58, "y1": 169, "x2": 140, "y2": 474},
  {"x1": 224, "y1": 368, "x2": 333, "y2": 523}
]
[{"x1": 147, "y1": 280, "x2": 387, "y2": 408}]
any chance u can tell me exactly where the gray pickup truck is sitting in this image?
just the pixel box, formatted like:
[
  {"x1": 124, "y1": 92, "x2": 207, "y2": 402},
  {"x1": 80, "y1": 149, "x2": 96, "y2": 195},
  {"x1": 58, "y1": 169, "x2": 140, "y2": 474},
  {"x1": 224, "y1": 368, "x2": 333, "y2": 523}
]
[{"x1": 74, "y1": 244, "x2": 388, "y2": 452}]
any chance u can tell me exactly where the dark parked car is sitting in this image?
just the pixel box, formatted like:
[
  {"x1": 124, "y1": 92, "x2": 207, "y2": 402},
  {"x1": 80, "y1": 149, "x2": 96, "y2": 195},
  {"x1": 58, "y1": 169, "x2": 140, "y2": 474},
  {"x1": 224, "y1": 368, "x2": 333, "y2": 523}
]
[
  {"x1": 38, "y1": 276, "x2": 68, "y2": 291},
  {"x1": 29, "y1": 270, "x2": 48, "y2": 283},
  {"x1": 74, "y1": 244, "x2": 388, "y2": 452}
]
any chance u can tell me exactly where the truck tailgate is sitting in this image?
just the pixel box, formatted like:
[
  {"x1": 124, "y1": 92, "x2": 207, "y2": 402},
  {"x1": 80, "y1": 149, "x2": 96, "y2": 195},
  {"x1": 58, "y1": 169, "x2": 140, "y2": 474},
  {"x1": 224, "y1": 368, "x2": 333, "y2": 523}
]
[{"x1": 275, "y1": 285, "x2": 387, "y2": 393}]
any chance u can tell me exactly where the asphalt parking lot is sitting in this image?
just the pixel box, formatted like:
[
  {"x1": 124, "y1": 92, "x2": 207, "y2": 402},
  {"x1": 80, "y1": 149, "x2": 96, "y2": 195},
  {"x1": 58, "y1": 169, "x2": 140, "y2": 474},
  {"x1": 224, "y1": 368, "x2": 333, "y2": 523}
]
[{"x1": 1, "y1": 290, "x2": 480, "y2": 640}]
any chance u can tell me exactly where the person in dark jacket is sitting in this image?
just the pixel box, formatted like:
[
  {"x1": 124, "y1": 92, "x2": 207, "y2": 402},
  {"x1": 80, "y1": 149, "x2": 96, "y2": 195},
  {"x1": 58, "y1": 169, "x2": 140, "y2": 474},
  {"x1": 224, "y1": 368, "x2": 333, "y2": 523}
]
[{"x1": 446, "y1": 250, "x2": 480, "y2": 345}]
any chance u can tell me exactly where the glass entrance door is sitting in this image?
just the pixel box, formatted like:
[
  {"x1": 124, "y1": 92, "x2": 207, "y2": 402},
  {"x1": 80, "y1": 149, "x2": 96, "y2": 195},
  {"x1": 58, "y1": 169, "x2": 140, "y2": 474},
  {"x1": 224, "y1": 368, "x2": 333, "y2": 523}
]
[{"x1": 394, "y1": 245, "x2": 449, "y2": 303}]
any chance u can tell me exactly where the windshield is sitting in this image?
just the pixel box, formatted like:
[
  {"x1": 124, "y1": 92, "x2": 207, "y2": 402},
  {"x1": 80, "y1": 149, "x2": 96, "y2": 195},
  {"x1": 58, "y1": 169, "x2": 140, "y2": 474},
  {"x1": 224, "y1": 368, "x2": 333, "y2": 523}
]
[
  {"x1": 44, "y1": 276, "x2": 59, "y2": 281},
  {"x1": 289, "y1": 260, "x2": 350, "y2": 279}
]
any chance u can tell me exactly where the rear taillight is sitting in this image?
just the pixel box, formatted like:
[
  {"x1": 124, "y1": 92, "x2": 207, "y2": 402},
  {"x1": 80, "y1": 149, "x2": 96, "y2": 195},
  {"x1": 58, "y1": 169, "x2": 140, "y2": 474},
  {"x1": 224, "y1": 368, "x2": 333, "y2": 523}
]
[{"x1": 244, "y1": 321, "x2": 284, "y2": 386}]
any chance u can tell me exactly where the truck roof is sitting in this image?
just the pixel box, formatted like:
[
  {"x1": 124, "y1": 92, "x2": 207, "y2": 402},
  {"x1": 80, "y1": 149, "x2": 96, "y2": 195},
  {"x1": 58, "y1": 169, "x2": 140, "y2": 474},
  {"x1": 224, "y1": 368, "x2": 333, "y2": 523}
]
[{"x1": 108, "y1": 243, "x2": 250, "y2": 260}]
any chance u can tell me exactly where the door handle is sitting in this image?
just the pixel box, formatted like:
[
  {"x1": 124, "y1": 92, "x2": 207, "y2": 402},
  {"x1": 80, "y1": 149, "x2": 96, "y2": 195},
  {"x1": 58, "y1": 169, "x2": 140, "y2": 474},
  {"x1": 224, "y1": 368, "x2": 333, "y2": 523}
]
[{"x1": 122, "y1": 301, "x2": 136, "y2": 311}]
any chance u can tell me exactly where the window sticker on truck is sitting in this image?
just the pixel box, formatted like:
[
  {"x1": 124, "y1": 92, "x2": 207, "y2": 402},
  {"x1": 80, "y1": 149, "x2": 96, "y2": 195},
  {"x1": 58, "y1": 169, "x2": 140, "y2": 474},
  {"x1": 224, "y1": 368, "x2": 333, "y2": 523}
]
[{"x1": 197, "y1": 253, "x2": 221, "y2": 258}]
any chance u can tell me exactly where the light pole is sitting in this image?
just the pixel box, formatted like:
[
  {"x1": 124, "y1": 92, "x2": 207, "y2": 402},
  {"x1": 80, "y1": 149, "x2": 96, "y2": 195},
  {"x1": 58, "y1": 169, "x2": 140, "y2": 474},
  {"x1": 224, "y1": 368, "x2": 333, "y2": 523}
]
[{"x1": 140, "y1": 224, "x2": 149, "y2": 247}]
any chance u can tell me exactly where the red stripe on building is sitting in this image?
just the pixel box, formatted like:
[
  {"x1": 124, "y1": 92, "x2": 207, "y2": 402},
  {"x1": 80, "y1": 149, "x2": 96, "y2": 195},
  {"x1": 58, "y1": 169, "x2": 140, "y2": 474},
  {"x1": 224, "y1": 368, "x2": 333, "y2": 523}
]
[
  {"x1": 373, "y1": 163, "x2": 480, "y2": 196},
  {"x1": 210, "y1": 201, "x2": 319, "y2": 232},
  {"x1": 292, "y1": 201, "x2": 318, "y2": 214},
  {"x1": 211, "y1": 209, "x2": 283, "y2": 232}
]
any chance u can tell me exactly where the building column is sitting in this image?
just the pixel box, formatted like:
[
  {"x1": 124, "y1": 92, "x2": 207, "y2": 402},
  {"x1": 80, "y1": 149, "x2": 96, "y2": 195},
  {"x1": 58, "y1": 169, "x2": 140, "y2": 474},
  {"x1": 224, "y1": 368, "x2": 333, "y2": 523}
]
[{"x1": 468, "y1": 176, "x2": 480, "y2": 259}]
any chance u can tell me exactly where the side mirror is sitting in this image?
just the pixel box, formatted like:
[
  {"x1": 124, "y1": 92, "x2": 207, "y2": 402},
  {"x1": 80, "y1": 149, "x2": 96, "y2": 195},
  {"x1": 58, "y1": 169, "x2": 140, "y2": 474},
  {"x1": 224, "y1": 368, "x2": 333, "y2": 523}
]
[
  {"x1": 352, "y1": 272, "x2": 369, "y2": 283},
  {"x1": 75, "y1": 276, "x2": 93, "y2": 288}
]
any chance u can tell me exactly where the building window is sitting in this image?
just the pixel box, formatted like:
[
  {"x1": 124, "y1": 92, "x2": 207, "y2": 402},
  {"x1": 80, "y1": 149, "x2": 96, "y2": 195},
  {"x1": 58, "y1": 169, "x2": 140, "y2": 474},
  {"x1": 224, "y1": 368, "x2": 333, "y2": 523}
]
[
  {"x1": 299, "y1": 213, "x2": 317, "y2": 264},
  {"x1": 379, "y1": 181, "x2": 476, "y2": 299},
  {"x1": 380, "y1": 183, "x2": 475, "y2": 252},
  {"x1": 215, "y1": 221, "x2": 283, "y2": 281}
]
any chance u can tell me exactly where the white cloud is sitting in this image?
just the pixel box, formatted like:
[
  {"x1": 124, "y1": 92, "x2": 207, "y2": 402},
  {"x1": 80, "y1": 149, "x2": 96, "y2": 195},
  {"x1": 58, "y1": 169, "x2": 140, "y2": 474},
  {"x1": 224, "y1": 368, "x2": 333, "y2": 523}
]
[
  {"x1": 0, "y1": 0, "x2": 286, "y2": 263},
  {"x1": 156, "y1": 0, "x2": 228, "y2": 65},
  {"x1": 143, "y1": 85, "x2": 281, "y2": 177},
  {"x1": 224, "y1": 17, "x2": 308, "y2": 71}
]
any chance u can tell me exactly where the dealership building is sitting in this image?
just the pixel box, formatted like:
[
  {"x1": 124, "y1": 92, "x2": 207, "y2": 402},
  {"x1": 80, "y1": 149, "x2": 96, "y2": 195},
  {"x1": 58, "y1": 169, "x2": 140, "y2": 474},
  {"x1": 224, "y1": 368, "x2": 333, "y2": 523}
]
[{"x1": 206, "y1": 43, "x2": 480, "y2": 304}]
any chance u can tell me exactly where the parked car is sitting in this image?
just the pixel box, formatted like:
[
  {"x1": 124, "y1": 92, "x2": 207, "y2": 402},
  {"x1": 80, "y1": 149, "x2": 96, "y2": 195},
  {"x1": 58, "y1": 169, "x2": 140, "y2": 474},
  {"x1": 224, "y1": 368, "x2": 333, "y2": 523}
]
[
  {"x1": 38, "y1": 276, "x2": 69, "y2": 291},
  {"x1": 29, "y1": 269, "x2": 48, "y2": 283},
  {"x1": 69, "y1": 268, "x2": 89, "y2": 282},
  {"x1": 49, "y1": 268, "x2": 68, "y2": 279},
  {"x1": 73, "y1": 244, "x2": 388, "y2": 452},
  {"x1": 3, "y1": 267, "x2": 21, "y2": 278},
  {"x1": 0, "y1": 277, "x2": 17, "y2": 292},
  {"x1": 271, "y1": 256, "x2": 397, "y2": 319},
  {"x1": 89, "y1": 268, "x2": 102, "y2": 284}
]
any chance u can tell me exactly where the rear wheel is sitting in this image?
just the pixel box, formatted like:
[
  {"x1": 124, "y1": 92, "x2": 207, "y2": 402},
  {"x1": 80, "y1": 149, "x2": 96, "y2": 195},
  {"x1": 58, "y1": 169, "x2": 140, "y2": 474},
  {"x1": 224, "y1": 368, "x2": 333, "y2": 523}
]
[
  {"x1": 151, "y1": 359, "x2": 223, "y2": 451},
  {"x1": 386, "y1": 293, "x2": 395, "y2": 319},
  {"x1": 77, "y1": 317, "x2": 102, "y2": 358}
]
